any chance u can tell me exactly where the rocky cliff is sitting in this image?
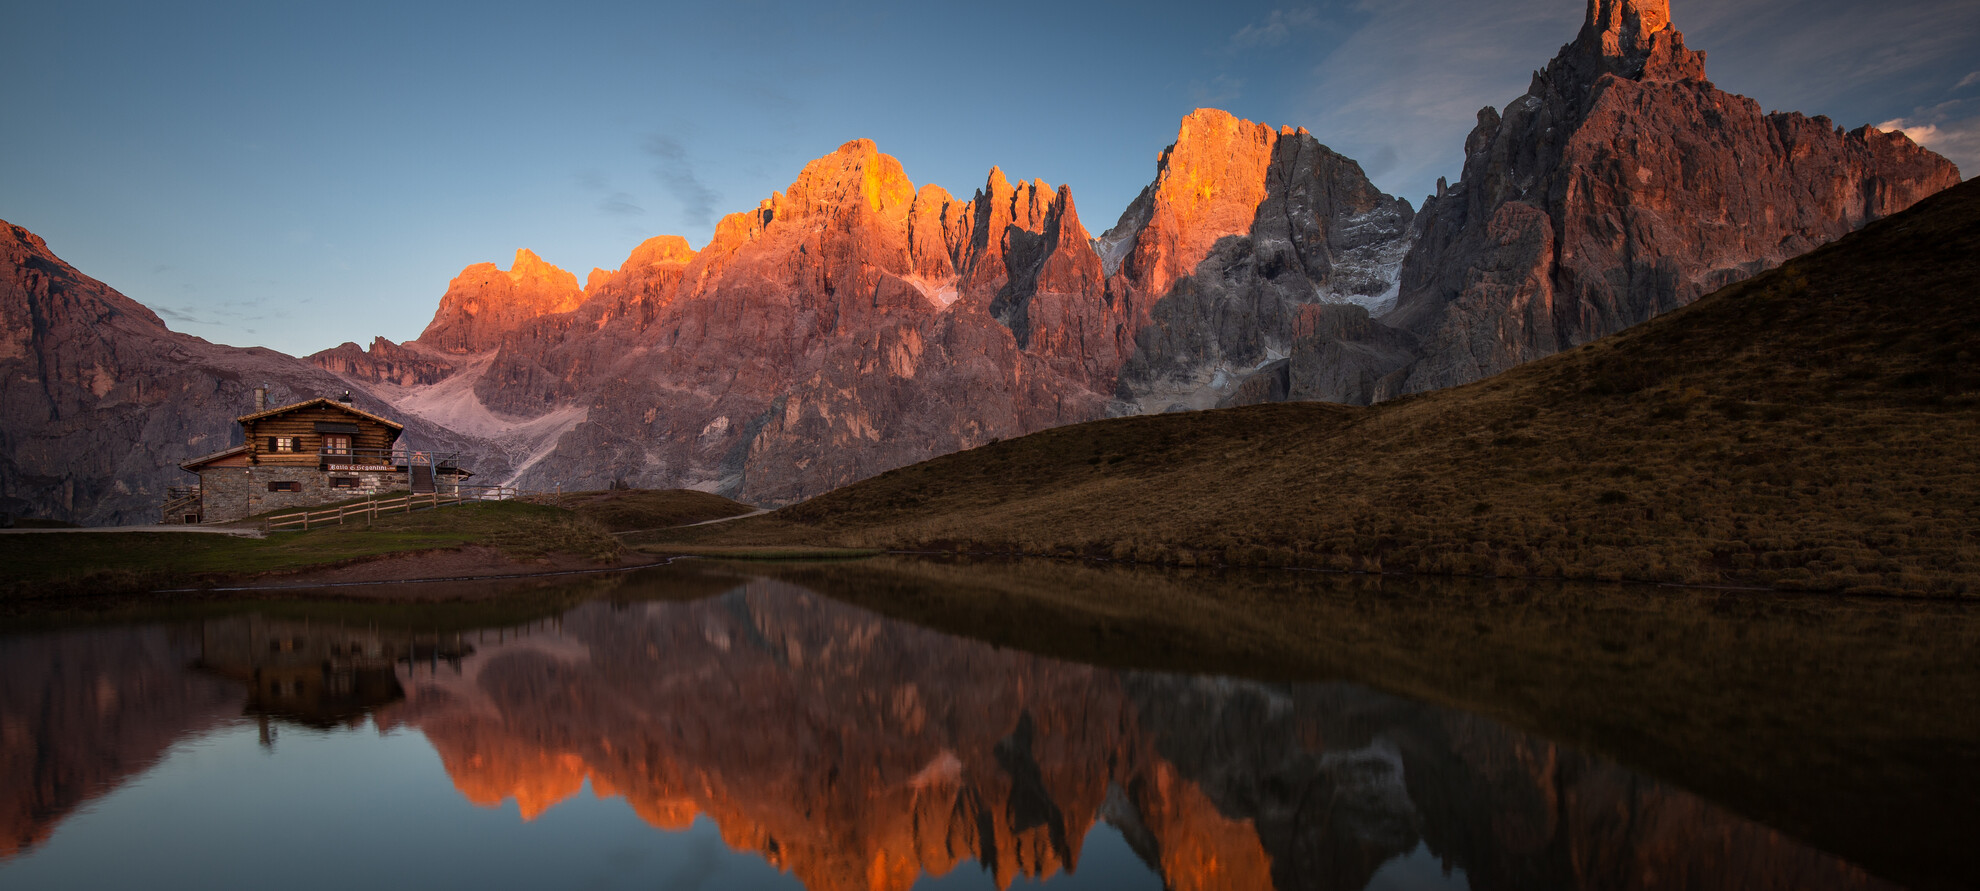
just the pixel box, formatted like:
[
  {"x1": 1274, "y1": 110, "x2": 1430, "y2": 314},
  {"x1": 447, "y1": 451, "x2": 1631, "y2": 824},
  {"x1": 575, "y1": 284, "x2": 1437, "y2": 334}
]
[
  {"x1": 13, "y1": 0, "x2": 1960, "y2": 521},
  {"x1": 313, "y1": 115, "x2": 1408, "y2": 503},
  {"x1": 319, "y1": 140, "x2": 1138, "y2": 503},
  {"x1": 1267, "y1": 0, "x2": 1961, "y2": 402},
  {"x1": 319, "y1": 0, "x2": 1955, "y2": 505},
  {"x1": 0, "y1": 221, "x2": 506, "y2": 524},
  {"x1": 1105, "y1": 109, "x2": 1416, "y2": 412}
]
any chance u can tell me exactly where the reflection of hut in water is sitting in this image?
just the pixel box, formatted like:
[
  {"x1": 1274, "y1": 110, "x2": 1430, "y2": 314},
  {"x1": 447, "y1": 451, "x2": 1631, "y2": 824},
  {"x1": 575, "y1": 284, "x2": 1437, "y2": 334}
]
[{"x1": 196, "y1": 614, "x2": 477, "y2": 730}]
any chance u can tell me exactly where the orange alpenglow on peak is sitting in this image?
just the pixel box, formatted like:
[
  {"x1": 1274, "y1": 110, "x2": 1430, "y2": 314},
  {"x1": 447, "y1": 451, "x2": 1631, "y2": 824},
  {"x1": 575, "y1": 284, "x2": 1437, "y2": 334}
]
[
  {"x1": 1572, "y1": 0, "x2": 1703, "y2": 81},
  {"x1": 1115, "y1": 108, "x2": 1282, "y2": 299},
  {"x1": 778, "y1": 138, "x2": 917, "y2": 221},
  {"x1": 415, "y1": 247, "x2": 585, "y2": 354},
  {"x1": 621, "y1": 234, "x2": 696, "y2": 269},
  {"x1": 1588, "y1": 0, "x2": 1672, "y2": 39}
]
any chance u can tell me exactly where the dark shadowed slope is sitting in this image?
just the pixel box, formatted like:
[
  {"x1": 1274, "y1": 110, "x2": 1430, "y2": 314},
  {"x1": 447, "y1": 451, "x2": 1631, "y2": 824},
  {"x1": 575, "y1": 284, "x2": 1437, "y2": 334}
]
[{"x1": 688, "y1": 178, "x2": 1980, "y2": 596}]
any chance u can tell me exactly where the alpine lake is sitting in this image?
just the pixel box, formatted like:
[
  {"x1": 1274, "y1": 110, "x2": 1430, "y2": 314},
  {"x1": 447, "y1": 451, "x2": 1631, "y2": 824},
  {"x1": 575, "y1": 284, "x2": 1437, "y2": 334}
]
[{"x1": 2, "y1": 556, "x2": 1974, "y2": 890}]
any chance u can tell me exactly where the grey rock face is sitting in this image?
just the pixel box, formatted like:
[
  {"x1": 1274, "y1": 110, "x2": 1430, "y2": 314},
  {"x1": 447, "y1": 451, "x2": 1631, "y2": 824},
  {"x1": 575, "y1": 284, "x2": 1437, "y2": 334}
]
[
  {"x1": 1381, "y1": 0, "x2": 1960, "y2": 396},
  {"x1": 1109, "y1": 121, "x2": 1416, "y2": 414}
]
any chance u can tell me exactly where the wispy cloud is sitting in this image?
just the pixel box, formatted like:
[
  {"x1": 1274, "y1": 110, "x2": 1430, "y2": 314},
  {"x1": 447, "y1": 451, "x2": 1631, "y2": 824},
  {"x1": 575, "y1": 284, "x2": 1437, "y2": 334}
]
[
  {"x1": 1293, "y1": 0, "x2": 1573, "y2": 201},
  {"x1": 599, "y1": 192, "x2": 644, "y2": 216},
  {"x1": 1880, "y1": 98, "x2": 1980, "y2": 178},
  {"x1": 1187, "y1": 74, "x2": 1245, "y2": 106},
  {"x1": 1679, "y1": 0, "x2": 1979, "y2": 108},
  {"x1": 1960, "y1": 71, "x2": 1980, "y2": 89},
  {"x1": 644, "y1": 135, "x2": 720, "y2": 227},
  {"x1": 154, "y1": 305, "x2": 212, "y2": 326},
  {"x1": 1229, "y1": 8, "x2": 1323, "y2": 50}
]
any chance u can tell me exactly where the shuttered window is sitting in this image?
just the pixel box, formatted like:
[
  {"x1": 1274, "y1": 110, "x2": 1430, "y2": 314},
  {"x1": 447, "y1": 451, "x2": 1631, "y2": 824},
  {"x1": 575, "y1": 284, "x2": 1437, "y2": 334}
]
[{"x1": 267, "y1": 481, "x2": 301, "y2": 492}]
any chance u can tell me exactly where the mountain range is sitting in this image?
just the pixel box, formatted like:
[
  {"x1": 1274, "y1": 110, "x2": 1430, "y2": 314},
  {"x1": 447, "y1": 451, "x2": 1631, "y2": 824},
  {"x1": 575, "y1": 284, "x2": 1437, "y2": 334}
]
[{"x1": 0, "y1": 0, "x2": 1959, "y2": 524}]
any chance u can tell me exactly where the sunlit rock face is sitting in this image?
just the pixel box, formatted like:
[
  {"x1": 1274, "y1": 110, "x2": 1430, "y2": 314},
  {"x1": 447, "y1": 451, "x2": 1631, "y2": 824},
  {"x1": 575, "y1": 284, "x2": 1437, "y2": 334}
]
[
  {"x1": 0, "y1": 220, "x2": 504, "y2": 524},
  {"x1": 298, "y1": 0, "x2": 1959, "y2": 505},
  {"x1": 1366, "y1": 0, "x2": 1961, "y2": 396},
  {"x1": 316, "y1": 117, "x2": 1402, "y2": 502},
  {"x1": 1104, "y1": 108, "x2": 1416, "y2": 412},
  {"x1": 309, "y1": 336, "x2": 456, "y2": 387},
  {"x1": 319, "y1": 139, "x2": 1133, "y2": 503},
  {"x1": 416, "y1": 249, "x2": 585, "y2": 355},
  {"x1": 373, "y1": 589, "x2": 1895, "y2": 891}
]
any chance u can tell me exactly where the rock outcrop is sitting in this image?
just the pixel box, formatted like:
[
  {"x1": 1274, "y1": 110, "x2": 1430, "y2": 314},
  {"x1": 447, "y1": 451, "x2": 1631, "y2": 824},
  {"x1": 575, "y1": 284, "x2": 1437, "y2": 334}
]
[
  {"x1": 309, "y1": 336, "x2": 457, "y2": 387},
  {"x1": 1289, "y1": 0, "x2": 1962, "y2": 400},
  {"x1": 1105, "y1": 109, "x2": 1416, "y2": 412},
  {"x1": 18, "y1": 0, "x2": 1960, "y2": 519},
  {"x1": 0, "y1": 220, "x2": 506, "y2": 524},
  {"x1": 322, "y1": 139, "x2": 1137, "y2": 503},
  {"x1": 416, "y1": 248, "x2": 584, "y2": 355}
]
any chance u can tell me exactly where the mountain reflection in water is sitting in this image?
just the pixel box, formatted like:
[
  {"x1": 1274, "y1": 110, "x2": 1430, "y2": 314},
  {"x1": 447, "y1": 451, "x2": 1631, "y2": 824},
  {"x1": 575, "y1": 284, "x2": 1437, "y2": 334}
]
[{"x1": 0, "y1": 565, "x2": 1956, "y2": 890}]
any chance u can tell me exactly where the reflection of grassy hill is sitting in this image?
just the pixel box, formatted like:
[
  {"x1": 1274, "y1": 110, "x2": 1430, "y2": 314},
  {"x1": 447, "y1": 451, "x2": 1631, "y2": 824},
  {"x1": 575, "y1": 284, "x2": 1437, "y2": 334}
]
[
  {"x1": 682, "y1": 180, "x2": 1980, "y2": 595},
  {"x1": 753, "y1": 556, "x2": 1979, "y2": 891}
]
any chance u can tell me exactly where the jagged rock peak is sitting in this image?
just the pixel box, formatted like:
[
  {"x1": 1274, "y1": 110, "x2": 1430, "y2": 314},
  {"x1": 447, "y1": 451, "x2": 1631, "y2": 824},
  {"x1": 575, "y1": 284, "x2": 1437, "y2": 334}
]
[
  {"x1": 416, "y1": 248, "x2": 584, "y2": 354},
  {"x1": 1107, "y1": 108, "x2": 1281, "y2": 298},
  {"x1": 1570, "y1": 0, "x2": 1703, "y2": 82},
  {"x1": 621, "y1": 234, "x2": 696, "y2": 269},
  {"x1": 781, "y1": 138, "x2": 917, "y2": 221},
  {"x1": 1587, "y1": 0, "x2": 1671, "y2": 44}
]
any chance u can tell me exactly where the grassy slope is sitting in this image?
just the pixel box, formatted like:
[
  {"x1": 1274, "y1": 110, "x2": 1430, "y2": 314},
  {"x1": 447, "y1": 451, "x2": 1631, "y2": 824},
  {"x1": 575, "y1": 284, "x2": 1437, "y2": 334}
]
[
  {"x1": 684, "y1": 179, "x2": 1980, "y2": 595},
  {"x1": 535, "y1": 488, "x2": 754, "y2": 532},
  {"x1": 0, "y1": 501, "x2": 625, "y2": 600}
]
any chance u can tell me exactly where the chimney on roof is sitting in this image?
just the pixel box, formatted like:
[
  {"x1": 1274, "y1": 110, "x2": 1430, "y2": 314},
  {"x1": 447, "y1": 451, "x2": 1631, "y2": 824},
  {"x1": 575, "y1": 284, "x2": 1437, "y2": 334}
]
[
  {"x1": 253, "y1": 386, "x2": 267, "y2": 411},
  {"x1": 337, "y1": 390, "x2": 354, "y2": 404}
]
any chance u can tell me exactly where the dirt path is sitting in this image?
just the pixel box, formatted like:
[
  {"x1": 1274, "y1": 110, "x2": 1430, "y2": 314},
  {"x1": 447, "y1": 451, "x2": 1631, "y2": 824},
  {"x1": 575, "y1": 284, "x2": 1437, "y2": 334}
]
[{"x1": 609, "y1": 508, "x2": 773, "y2": 536}]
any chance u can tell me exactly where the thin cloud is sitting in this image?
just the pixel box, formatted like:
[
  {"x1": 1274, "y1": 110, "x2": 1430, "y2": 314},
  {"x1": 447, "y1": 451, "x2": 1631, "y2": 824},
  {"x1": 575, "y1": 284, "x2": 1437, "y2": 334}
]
[
  {"x1": 153, "y1": 305, "x2": 210, "y2": 326},
  {"x1": 1880, "y1": 104, "x2": 1980, "y2": 178},
  {"x1": 1229, "y1": 8, "x2": 1323, "y2": 50},
  {"x1": 599, "y1": 192, "x2": 644, "y2": 216},
  {"x1": 1187, "y1": 74, "x2": 1245, "y2": 106},
  {"x1": 1295, "y1": 0, "x2": 1574, "y2": 202},
  {"x1": 644, "y1": 135, "x2": 720, "y2": 227},
  {"x1": 1960, "y1": 71, "x2": 1980, "y2": 89}
]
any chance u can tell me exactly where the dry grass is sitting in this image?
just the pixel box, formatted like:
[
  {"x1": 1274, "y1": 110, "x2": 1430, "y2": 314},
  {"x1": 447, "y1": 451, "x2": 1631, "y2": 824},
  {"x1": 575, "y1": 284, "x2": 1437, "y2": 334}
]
[
  {"x1": 680, "y1": 180, "x2": 1980, "y2": 596},
  {"x1": 0, "y1": 501, "x2": 624, "y2": 601},
  {"x1": 534, "y1": 488, "x2": 755, "y2": 532}
]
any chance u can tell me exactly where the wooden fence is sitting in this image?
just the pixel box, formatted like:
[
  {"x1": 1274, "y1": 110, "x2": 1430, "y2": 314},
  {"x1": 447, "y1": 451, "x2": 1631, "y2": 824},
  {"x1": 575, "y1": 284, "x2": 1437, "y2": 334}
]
[{"x1": 265, "y1": 485, "x2": 525, "y2": 531}]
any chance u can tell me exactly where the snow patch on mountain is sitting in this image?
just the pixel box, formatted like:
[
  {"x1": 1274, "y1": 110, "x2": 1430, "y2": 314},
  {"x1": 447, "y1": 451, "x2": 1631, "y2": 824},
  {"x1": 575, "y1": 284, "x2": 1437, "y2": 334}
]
[
  {"x1": 1112, "y1": 348, "x2": 1289, "y2": 416},
  {"x1": 367, "y1": 353, "x2": 587, "y2": 487},
  {"x1": 1315, "y1": 208, "x2": 1415, "y2": 317}
]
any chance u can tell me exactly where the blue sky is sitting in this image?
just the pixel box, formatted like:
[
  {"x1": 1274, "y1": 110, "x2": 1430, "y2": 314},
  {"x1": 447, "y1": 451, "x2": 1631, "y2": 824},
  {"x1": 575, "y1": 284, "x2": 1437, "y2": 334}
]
[{"x1": 4, "y1": 0, "x2": 1975, "y2": 357}]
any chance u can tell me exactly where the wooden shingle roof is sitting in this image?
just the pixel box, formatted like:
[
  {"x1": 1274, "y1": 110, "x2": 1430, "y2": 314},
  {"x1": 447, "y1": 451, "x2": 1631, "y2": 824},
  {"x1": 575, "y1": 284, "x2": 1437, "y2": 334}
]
[{"x1": 236, "y1": 397, "x2": 404, "y2": 430}]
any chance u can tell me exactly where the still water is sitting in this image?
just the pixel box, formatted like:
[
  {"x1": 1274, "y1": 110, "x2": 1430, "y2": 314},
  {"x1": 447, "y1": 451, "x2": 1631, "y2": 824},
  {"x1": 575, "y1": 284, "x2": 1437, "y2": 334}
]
[{"x1": 1, "y1": 559, "x2": 1974, "y2": 890}]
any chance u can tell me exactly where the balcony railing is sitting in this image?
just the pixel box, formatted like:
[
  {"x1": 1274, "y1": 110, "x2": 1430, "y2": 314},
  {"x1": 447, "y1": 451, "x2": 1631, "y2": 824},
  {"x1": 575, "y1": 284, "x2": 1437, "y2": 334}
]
[
  {"x1": 313, "y1": 448, "x2": 461, "y2": 468},
  {"x1": 317, "y1": 448, "x2": 403, "y2": 468}
]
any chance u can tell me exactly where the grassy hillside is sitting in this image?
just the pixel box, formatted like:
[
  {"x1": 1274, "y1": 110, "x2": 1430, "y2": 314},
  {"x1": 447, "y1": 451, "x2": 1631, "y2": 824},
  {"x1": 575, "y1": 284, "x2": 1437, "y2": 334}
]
[
  {"x1": 0, "y1": 501, "x2": 625, "y2": 602},
  {"x1": 535, "y1": 488, "x2": 754, "y2": 532},
  {"x1": 676, "y1": 180, "x2": 1980, "y2": 596}
]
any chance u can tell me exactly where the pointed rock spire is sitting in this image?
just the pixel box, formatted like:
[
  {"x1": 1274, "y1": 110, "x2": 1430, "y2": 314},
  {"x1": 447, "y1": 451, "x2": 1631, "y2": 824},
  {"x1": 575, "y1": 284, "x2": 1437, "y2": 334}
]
[{"x1": 1570, "y1": 0, "x2": 1703, "y2": 82}]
